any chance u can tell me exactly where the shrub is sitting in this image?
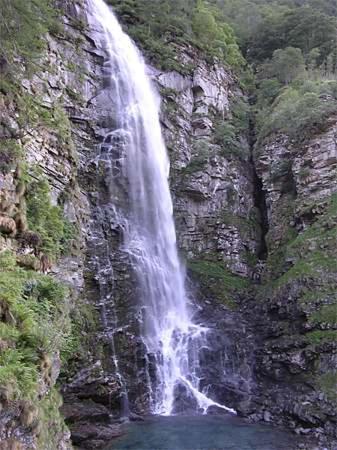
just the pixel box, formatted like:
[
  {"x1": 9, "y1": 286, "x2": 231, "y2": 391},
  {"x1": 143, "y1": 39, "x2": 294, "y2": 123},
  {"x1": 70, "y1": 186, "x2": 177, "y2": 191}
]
[
  {"x1": 0, "y1": 250, "x2": 17, "y2": 271},
  {"x1": 0, "y1": 254, "x2": 70, "y2": 402},
  {"x1": 26, "y1": 173, "x2": 75, "y2": 260},
  {"x1": 258, "y1": 82, "x2": 337, "y2": 141},
  {"x1": 214, "y1": 97, "x2": 250, "y2": 159},
  {"x1": 0, "y1": 139, "x2": 22, "y2": 174},
  {"x1": 108, "y1": 0, "x2": 245, "y2": 73}
]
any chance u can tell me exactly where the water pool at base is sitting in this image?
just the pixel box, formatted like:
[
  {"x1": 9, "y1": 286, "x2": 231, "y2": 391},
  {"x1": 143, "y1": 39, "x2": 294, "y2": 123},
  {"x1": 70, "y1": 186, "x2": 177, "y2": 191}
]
[{"x1": 106, "y1": 415, "x2": 308, "y2": 450}]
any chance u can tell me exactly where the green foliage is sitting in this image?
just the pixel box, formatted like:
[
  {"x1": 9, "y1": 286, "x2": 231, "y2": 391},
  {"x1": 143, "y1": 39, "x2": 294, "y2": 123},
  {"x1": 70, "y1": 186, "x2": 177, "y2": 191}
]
[
  {"x1": 214, "y1": 0, "x2": 337, "y2": 144},
  {"x1": 261, "y1": 47, "x2": 306, "y2": 85},
  {"x1": 37, "y1": 388, "x2": 69, "y2": 449},
  {"x1": 26, "y1": 173, "x2": 75, "y2": 260},
  {"x1": 214, "y1": 97, "x2": 250, "y2": 159},
  {"x1": 217, "y1": 1, "x2": 337, "y2": 67},
  {"x1": 0, "y1": 139, "x2": 23, "y2": 174},
  {"x1": 108, "y1": 0, "x2": 245, "y2": 73},
  {"x1": 0, "y1": 255, "x2": 69, "y2": 402},
  {"x1": 192, "y1": 1, "x2": 245, "y2": 68},
  {"x1": 0, "y1": 250, "x2": 17, "y2": 271},
  {"x1": 257, "y1": 80, "x2": 337, "y2": 141},
  {"x1": 0, "y1": 349, "x2": 38, "y2": 401},
  {"x1": 0, "y1": 0, "x2": 60, "y2": 73},
  {"x1": 107, "y1": 0, "x2": 195, "y2": 73}
]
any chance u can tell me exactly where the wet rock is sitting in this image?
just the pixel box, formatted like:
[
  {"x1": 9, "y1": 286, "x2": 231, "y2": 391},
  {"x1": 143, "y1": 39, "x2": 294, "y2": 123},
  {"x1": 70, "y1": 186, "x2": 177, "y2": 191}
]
[
  {"x1": 263, "y1": 410, "x2": 272, "y2": 422},
  {"x1": 207, "y1": 405, "x2": 232, "y2": 416},
  {"x1": 172, "y1": 383, "x2": 199, "y2": 414},
  {"x1": 70, "y1": 422, "x2": 123, "y2": 447},
  {"x1": 129, "y1": 412, "x2": 145, "y2": 421},
  {"x1": 61, "y1": 400, "x2": 111, "y2": 424}
]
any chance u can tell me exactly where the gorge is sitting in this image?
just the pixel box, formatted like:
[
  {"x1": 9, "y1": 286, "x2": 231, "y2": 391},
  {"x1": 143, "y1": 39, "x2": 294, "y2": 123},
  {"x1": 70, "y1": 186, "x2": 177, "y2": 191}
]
[{"x1": 0, "y1": 0, "x2": 336, "y2": 449}]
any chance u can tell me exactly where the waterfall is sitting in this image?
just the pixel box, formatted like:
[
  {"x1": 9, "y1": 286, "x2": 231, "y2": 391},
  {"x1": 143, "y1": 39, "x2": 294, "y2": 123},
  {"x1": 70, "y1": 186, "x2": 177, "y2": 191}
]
[{"x1": 87, "y1": 0, "x2": 235, "y2": 416}]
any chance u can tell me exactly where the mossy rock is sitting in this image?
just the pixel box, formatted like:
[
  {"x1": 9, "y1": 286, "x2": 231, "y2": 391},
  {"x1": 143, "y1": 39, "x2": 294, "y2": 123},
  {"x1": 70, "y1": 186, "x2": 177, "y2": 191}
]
[
  {"x1": 316, "y1": 371, "x2": 337, "y2": 402},
  {"x1": 16, "y1": 254, "x2": 40, "y2": 271},
  {"x1": 188, "y1": 258, "x2": 250, "y2": 309},
  {"x1": 305, "y1": 330, "x2": 337, "y2": 345}
]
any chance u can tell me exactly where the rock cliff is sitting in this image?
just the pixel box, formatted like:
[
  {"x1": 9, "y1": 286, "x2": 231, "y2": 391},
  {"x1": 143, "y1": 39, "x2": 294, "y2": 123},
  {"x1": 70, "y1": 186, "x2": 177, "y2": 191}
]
[{"x1": 250, "y1": 125, "x2": 337, "y2": 443}]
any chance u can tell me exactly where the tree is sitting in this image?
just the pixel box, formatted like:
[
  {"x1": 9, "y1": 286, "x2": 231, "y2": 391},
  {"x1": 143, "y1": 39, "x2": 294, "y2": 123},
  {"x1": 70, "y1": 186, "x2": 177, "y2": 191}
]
[
  {"x1": 263, "y1": 47, "x2": 306, "y2": 85},
  {"x1": 192, "y1": 1, "x2": 219, "y2": 47},
  {"x1": 246, "y1": 4, "x2": 337, "y2": 65},
  {"x1": 284, "y1": 7, "x2": 336, "y2": 61}
]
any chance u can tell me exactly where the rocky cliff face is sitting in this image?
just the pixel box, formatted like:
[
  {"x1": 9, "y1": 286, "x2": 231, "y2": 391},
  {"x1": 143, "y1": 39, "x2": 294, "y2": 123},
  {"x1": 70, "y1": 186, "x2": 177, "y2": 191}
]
[
  {"x1": 250, "y1": 125, "x2": 337, "y2": 443},
  {"x1": 0, "y1": 1, "x2": 336, "y2": 449},
  {"x1": 155, "y1": 56, "x2": 260, "y2": 278}
]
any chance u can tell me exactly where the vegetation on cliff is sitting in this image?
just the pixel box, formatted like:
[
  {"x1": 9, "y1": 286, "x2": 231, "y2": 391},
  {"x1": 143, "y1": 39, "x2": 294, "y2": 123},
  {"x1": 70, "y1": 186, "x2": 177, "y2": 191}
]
[
  {"x1": 107, "y1": 0, "x2": 245, "y2": 73},
  {"x1": 217, "y1": 0, "x2": 337, "y2": 141},
  {"x1": 0, "y1": 250, "x2": 71, "y2": 444},
  {"x1": 0, "y1": 0, "x2": 59, "y2": 75},
  {"x1": 0, "y1": 1, "x2": 78, "y2": 447}
]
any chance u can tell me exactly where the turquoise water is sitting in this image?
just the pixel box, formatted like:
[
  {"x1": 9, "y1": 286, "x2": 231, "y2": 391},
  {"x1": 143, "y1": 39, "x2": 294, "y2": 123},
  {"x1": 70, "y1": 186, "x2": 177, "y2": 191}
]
[{"x1": 107, "y1": 415, "x2": 304, "y2": 450}]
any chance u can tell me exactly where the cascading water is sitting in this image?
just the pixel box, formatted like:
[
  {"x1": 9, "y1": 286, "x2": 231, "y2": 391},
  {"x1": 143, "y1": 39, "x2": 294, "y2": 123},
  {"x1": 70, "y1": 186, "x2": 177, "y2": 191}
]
[{"x1": 88, "y1": 0, "x2": 235, "y2": 416}]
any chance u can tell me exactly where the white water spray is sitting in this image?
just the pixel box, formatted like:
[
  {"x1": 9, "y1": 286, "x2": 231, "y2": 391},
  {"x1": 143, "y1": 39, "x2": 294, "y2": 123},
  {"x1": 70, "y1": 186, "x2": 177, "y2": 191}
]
[{"x1": 88, "y1": 0, "x2": 235, "y2": 416}]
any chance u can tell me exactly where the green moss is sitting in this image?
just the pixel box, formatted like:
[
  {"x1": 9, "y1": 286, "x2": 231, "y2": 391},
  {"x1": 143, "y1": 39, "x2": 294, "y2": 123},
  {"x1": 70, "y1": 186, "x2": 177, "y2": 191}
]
[
  {"x1": 274, "y1": 252, "x2": 335, "y2": 288},
  {"x1": 317, "y1": 371, "x2": 337, "y2": 402},
  {"x1": 309, "y1": 304, "x2": 337, "y2": 326},
  {"x1": 221, "y1": 211, "x2": 257, "y2": 237},
  {"x1": 270, "y1": 159, "x2": 292, "y2": 182},
  {"x1": 264, "y1": 191, "x2": 337, "y2": 294},
  {"x1": 244, "y1": 250, "x2": 258, "y2": 268},
  {"x1": 188, "y1": 259, "x2": 249, "y2": 309},
  {"x1": 181, "y1": 159, "x2": 208, "y2": 174},
  {"x1": 37, "y1": 388, "x2": 70, "y2": 450},
  {"x1": 305, "y1": 330, "x2": 337, "y2": 345},
  {"x1": 299, "y1": 287, "x2": 336, "y2": 306},
  {"x1": 60, "y1": 302, "x2": 99, "y2": 378},
  {"x1": 1, "y1": 87, "x2": 75, "y2": 178},
  {"x1": 287, "y1": 194, "x2": 337, "y2": 257}
]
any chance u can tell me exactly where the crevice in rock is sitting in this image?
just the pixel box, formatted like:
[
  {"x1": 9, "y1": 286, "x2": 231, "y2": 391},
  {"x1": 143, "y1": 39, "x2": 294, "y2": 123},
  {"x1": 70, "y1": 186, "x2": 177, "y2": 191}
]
[
  {"x1": 253, "y1": 171, "x2": 269, "y2": 260},
  {"x1": 248, "y1": 111, "x2": 268, "y2": 261}
]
